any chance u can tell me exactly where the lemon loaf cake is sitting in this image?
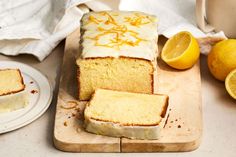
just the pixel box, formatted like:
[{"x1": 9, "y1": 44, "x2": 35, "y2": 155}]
[
  {"x1": 0, "y1": 69, "x2": 28, "y2": 113},
  {"x1": 76, "y1": 11, "x2": 158, "y2": 100},
  {"x1": 84, "y1": 89, "x2": 168, "y2": 140}
]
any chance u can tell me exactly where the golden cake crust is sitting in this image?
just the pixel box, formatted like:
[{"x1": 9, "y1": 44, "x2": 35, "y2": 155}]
[{"x1": 0, "y1": 69, "x2": 25, "y2": 96}]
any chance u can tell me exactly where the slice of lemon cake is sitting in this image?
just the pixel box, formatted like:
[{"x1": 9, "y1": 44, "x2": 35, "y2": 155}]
[
  {"x1": 84, "y1": 89, "x2": 168, "y2": 140},
  {"x1": 76, "y1": 11, "x2": 158, "y2": 100},
  {"x1": 0, "y1": 69, "x2": 28, "y2": 113}
]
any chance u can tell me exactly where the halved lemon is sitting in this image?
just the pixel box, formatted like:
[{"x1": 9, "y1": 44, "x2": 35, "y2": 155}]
[
  {"x1": 225, "y1": 69, "x2": 236, "y2": 100},
  {"x1": 161, "y1": 31, "x2": 200, "y2": 70}
]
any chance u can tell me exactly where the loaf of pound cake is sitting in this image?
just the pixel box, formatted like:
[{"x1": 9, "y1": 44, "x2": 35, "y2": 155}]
[
  {"x1": 84, "y1": 89, "x2": 168, "y2": 140},
  {"x1": 76, "y1": 11, "x2": 158, "y2": 100},
  {"x1": 0, "y1": 69, "x2": 28, "y2": 113}
]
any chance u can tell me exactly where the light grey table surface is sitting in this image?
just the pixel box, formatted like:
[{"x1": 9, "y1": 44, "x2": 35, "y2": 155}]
[{"x1": 0, "y1": 41, "x2": 235, "y2": 157}]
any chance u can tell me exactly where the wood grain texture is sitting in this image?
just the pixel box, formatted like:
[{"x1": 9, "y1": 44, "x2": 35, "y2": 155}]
[{"x1": 53, "y1": 29, "x2": 202, "y2": 152}]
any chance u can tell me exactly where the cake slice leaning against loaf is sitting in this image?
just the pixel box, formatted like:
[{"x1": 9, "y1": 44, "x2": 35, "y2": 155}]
[
  {"x1": 84, "y1": 89, "x2": 169, "y2": 140},
  {"x1": 76, "y1": 11, "x2": 158, "y2": 100}
]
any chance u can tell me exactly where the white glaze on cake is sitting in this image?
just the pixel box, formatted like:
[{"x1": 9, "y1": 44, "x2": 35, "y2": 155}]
[
  {"x1": 84, "y1": 118, "x2": 162, "y2": 140},
  {"x1": 80, "y1": 11, "x2": 158, "y2": 61},
  {"x1": 0, "y1": 90, "x2": 28, "y2": 113}
]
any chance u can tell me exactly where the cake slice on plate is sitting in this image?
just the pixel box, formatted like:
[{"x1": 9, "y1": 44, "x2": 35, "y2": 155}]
[
  {"x1": 84, "y1": 89, "x2": 169, "y2": 140},
  {"x1": 0, "y1": 69, "x2": 28, "y2": 113}
]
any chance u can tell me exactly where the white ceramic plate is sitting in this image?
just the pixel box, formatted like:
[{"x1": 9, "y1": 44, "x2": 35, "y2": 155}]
[{"x1": 0, "y1": 61, "x2": 52, "y2": 134}]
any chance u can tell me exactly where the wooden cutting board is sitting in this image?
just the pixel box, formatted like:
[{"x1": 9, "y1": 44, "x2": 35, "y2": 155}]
[{"x1": 53, "y1": 28, "x2": 202, "y2": 152}]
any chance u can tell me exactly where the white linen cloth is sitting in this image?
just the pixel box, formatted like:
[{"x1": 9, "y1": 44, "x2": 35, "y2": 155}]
[{"x1": 0, "y1": 0, "x2": 226, "y2": 61}]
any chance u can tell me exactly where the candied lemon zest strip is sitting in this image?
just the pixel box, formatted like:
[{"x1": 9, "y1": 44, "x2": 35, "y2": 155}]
[{"x1": 85, "y1": 12, "x2": 153, "y2": 49}]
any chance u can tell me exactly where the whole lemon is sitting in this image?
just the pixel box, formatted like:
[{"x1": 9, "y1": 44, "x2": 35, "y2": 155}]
[{"x1": 208, "y1": 39, "x2": 236, "y2": 81}]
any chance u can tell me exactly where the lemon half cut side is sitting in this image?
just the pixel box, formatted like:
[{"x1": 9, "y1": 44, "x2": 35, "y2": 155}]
[
  {"x1": 161, "y1": 31, "x2": 200, "y2": 70},
  {"x1": 225, "y1": 69, "x2": 236, "y2": 100}
]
